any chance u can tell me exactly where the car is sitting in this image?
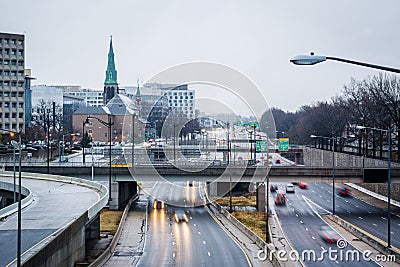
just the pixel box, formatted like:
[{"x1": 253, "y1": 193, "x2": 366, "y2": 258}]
[
  {"x1": 286, "y1": 184, "x2": 295, "y2": 193},
  {"x1": 320, "y1": 225, "x2": 341, "y2": 243},
  {"x1": 337, "y1": 187, "x2": 352, "y2": 197},
  {"x1": 153, "y1": 199, "x2": 165, "y2": 209},
  {"x1": 275, "y1": 159, "x2": 281, "y2": 164},
  {"x1": 275, "y1": 191, "x2": 287, "y2": 205},
  {"x1": 187, "y1": 181, "x2": 194, "y2": 187},
  {"x1": 297, "y1": 182, "x2": 309, "y2": 189},
  {"x1": 174, "y1": 210, "x2": 189, "y2": 223},
  {"x1": 270, "y1": 184, "x2": 278, "y2": 192}
]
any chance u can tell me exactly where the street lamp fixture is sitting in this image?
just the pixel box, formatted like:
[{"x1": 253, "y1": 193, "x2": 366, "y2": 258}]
[
  {"x1": 86, "y1": 115, "x2": 114, "y2": 202},
  {"x1": 357, "y1": 125, "x2": 392, "y2": 247},
  {"x1": 290, "y1": 52, "x2": 400, "y2": 73}
]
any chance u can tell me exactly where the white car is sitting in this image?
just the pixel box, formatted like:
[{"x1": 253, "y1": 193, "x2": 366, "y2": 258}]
[{"x1": 286, "y1": 184, "x2": 295, "y2": 193}]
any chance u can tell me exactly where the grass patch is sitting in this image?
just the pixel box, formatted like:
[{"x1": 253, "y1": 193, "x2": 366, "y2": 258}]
[
  {"x1": 232, "y1": 210, "x2": 266, "y2": 240},
  {"x1": 100, "y1": 209, "x2": 123, "y2": 234},
  {"x1": 215, "y1": 194, "x2": 256, "y2": 207}
]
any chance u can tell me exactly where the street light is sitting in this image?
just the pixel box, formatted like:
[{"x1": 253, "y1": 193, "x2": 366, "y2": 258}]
[
  {"x1": 86, "y1": 115, "x2": 114, "y2": 202},
  {"x1": 310, "y1": 134, "x2": 337, "y2": 215},
  {"x1": 1, "y1": 129, "x2": 22, "y2": 266},
  {"x1": 216, "y1": 121, "x2": 232, "y2": 212},
  {"x1": 290, "y1": 52, "x2": 400, "y2": 73},
  {"x1": 82, "y1": 120, "x2": 90, "y2": 164},
  {"x1": 357, "y1": 125, "x2": 392, "y2": 247}
]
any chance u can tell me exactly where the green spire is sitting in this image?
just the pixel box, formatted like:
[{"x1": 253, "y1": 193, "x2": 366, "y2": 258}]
[{"x1": 105, "y1": 36, "x2": 118, "y2": 84}]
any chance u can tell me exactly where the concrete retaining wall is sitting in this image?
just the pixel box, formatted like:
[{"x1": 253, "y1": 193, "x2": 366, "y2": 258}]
[
  {"x1": 357, "y1": 183, "x2": 400, "y2": 202},
  {"x1": 22, "y1": 213, "x2": 88, "y2": 267},
  {"x1": 0, "y1": 181, "x2": 33, "y2": 220}
]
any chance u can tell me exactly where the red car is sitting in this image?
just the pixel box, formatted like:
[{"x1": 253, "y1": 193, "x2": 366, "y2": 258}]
[
  {"x1": 320, "y1": 226, "x2": 341, "y2": 243},
  {"x1": 275, "y1": 191, "x2": 287, "y2": 205},
  {"x1": 270, "y1": 184, "x2": 278, "y2": 192},
  {"x1": 297, "y1": 182, "x2": 309, "y2": 189},
  {"x1": 338, "y1": 187, "x2": 352, "y2": 197}
]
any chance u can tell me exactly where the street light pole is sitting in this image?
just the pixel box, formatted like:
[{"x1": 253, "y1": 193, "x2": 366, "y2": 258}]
[
  {"x1": 357, "y1": 125, "x2": 392, "y2": 247},
  {"x1": 87, "y1": 115, "x2": 114, "y2": 202},
  {"x1": 82, "y1": 120, "x2": 86, "y2": 164}
]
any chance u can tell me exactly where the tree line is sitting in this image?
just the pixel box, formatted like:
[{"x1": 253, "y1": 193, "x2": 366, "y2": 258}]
[{"x1": 260, "y1": 73, "x2": 400, "y2": 161}]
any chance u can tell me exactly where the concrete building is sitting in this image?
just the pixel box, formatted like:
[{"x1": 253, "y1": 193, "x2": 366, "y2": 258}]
[
  {"x1": 63, "y1": 87, "x2": 103, "y2": 107},
  {"x1": 0, "y1": 32, "x2": 25, "y2": 133},
  {"x1": 31, "y1": 85, "x2": 64, "y2": 109}
]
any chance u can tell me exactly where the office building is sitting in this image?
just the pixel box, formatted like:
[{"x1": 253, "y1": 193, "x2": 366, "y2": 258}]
[{"x1": 0, "y1": 32, "x2": 25, "y2": 133}]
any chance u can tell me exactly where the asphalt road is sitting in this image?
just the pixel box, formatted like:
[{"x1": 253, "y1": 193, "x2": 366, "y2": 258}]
[
  {"x1": 301, "y1": 182, "x2": 400, "y2": 248},
  {"x1": 273, "y1": 182, "x2": 378, "y2": 267},
  {"x1": 0, "y1": 176, "x2": 99, "y2": 267},
  {"x1": 137, "y1": 182, "x2": 251, "y2": 267}
]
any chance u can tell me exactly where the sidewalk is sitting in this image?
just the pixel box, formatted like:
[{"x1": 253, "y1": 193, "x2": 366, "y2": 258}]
[{"x1": 102, "y1": 195, "x2": 148, "y2": 267}]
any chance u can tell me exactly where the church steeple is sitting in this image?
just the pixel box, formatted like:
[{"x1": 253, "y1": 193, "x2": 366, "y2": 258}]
[
  {"x1": 105, "y1": 36, "x2": 118, "y2": 84},
  {"x1": 103, "y1": 36, "x2": 119, "y2": 105}
]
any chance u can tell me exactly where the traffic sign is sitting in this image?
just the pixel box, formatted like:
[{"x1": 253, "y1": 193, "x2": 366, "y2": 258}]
[
  {"x1": 278, "y1": 138, "x2": 289, "y2": 151},
  {"x1": 256, "y1": 141, "x2": 268, "y2": 152}
]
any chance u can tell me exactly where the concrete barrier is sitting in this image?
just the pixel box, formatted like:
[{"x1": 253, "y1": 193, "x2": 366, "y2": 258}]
[
  {"x1": 0, "y1": 181, "x2": 33, "y2": 220},
  {"x1": 206, "y1": 193, "x2": 299, "y2": 267},
  {"x1": 325, "y1": 214, "x2": 400, "y2": 263}
]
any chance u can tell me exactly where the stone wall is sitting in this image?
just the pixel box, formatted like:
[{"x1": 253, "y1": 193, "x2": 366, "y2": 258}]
[
  {"x1": 303, "y1": 146, "x2": 400, "y2": 168},
  {"x1": 359, "y1": 183, "x2": 400, "y2": 202}
]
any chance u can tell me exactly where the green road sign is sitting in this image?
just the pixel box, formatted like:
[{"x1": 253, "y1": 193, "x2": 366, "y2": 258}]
[
  {"x1": 278, "y1": 138, "x2": 289, "y2": 151},
  {"x1": 256, "y1": 141, "x2": 268, "y2": 152}
]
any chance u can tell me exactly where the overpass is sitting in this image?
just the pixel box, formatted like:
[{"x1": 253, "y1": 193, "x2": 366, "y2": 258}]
[
  {"x1": 0, "y1": 172, "x2": 110, "y2": 267},
  {"x1": 7, "y1": 164, "x2": 400, "y2": 183}
]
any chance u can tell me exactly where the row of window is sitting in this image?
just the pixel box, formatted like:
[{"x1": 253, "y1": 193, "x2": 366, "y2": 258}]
[
  {"x1": 169, "y1": 95, "x2": 193, "y2": 100},
  {"x1": 167, "y1": 91, "x2": 194, "y2": 96},
  {"x1": 0, "y1": 60, "x2": 24, "y2": 66},
  {"x1": 0, "y1": 38, "x2": 24, "y2": 45},
  {"x1": 0, "y1": 92, "x2": 24, "y2": 97},
  {"x1": 0, "y1": 113, "x2": 24, "y2": 118},
  {"x1": 0, "y1": 81, "x2": 24, "y2": 87},
  {"x1": 0, "y1": 124, "x2": 23, "y2": 131},
  {"x1": 0, "y1": 49, "x2": 24, "y2": 56},
  {"x1": 0, "y1": 102, "x2": 24, "y2": 108},
  {"x1": 1, "y1": 70, "x2": 24, "y2": 76}
]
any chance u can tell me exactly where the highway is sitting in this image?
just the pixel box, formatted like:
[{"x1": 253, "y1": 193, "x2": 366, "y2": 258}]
[
  {"x1": 137, "y1": 182, "x2": 252, "y2": 267},
  {"x1": 299, "y1": 182, "x2": 400, "y2": 248},
  {"x1": 273, "y1": 182, "x2": 379, "y2": 266},
  {"x1": 0, "y1": 176, "x2": 100, "y2": 267}
]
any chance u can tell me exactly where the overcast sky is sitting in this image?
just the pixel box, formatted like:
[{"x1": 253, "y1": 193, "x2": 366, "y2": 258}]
[{"x1": 2, "y1": 0, "x2": 400, "y2": 112}]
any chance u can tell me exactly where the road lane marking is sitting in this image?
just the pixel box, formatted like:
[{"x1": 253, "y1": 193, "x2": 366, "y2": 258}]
[
  {"x1": 173, "y1": 253, "x2": 176, "y2": 258},
  {"x1": 347, "y1": 210, "x2": 351, "y2": 213},
  {"x1": 193, "y1": 223, "x2": 196, "y2": 227},
  {"x1": 373, "y1": 224, "x2": 378, "y2": 227},
  {"x1": 203, "y1": 241, "x2": 206, "y2": 245},
  {"x1": 381, "y1": 217, "x2": 386, "y2": 220},
  {"x1": 300, "y1": 220, "x2": 303, "y2": 224},
  {"x1": 208, "y1": 252, "x2": 211, "y2": 257},
  {"x1": 358, "y1": 217, "x2": 363, "y2": 220},
  {"x1": 312, "y1": 236, "x2": 315, "y2": 240},
  {"x1": 345, "y1": 200, "x2": 348, "y2": 203},
  {"x1": 198, "y1": 231, "x2": 201, "y2": 235},
  {"x1": 305, "y1": 228, "x2": 308, "y2": 231},
  {"x1": 295, "y1": 214, "x2": 298, "y2": 217}
]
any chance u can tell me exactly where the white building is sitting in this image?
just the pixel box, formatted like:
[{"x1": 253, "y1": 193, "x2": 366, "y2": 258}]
[
  {"x1": 61, "y1": 87, "x2": 103, "y2": 107},
  {"x1": 31, "y1": 85, "x2": 64, "y2": 108}
]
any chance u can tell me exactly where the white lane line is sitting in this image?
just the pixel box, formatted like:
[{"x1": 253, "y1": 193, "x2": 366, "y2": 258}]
[
  {"x1": 328, "y1": 191, "x2": 332, "y2": 193},
  {"x1": 193, "y1": 223, "x2": 196, "y2": 227},
  {"x1": 345, "y1": 200, "x2": 348, "y2": 203},
  {"x1": 368, "y1": 211, "x2": 372, "y2": 214},
  {"x1": 391, "y1": 232, "x2": 394, "y2": 235},
  {"x1": 373, "y1": 224, "x2": 378, "y2": 227},
  {"x1": 172, "y1": 242, "x2": 175, "y2": 245},
  {"x1": 381, "y1": 217, "x2": 386, "y2": 220},
  {"x1": 295, "y1": 214, "x2": 299, "y2": 217},
  {"x1": 319, "y1": 195, "x2": 322, "y2": 198},
  {"x1": 347, "y1": 210, "x2": 351, "y2": 213},
  {"x1": 198, "y1": 231, "x2": 201, "y2": 235},
  {"x1": 312, "y1": 190, "x2": 315, "y2": 193},
  {"x1": 305, "y1": 228, "x2": 309, "y2": 231},
  {"x1": 173, "y1": 253, "x2": 176, "y2": 258},
  {"x1": 300, "y1": 220, "x2": 303, "y2": 224},
  {"x1": 312, "y1": 236, "x2": 316, "y2": 240},
  {"x1": 208, "y1": 252, "x2": 211, "y2": 257},
  {"x1": 203, "y1": 241, "x2": 206, "y2": 245},
  {"x1": 355, "y1": 205, "x2": 359, "y2": 208},
  {"x1": 358, "y1": 217, "x2": 363, "y2": 220},
  {"x1": 327, "y1": 200, "x2": 330, "y2": 202},
  {"x1": 190, "y1": 217, "x2": 192, "y2": 220}
]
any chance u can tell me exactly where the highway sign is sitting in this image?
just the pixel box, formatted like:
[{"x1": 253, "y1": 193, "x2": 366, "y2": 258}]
[
  {"x1": 278, "y1": 138, "x2": 289, "y2": 151},
  {"x1": 256, "y1": 141, "x2": 268, "y2": 152}
]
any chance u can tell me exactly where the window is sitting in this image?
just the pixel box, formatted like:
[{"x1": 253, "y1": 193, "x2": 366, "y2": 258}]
[
  {"x1": 11, "y1": 61, "x2": 16, "y2": 66},
  {"x1": 4, "y1": 60, "x2": 9, "y2": 65},
  {"x1": 18, "y1": 92, "x2": 23, "y2": 97},
  {"x1": 11, "y1": 71, "x2": 16, "y2": 76},
  {"x1": 11, "y1": 103, "x2": 16, "y2": 108},
  {"x1": 11, "y1": 82, "x2": 16, "y2": 87},
  {"x1": 4, "y1": 81, "x2": 9, "y2": 86},
  {"x1": 18, "y1": 40, "x2": 23, "y2": 45},
  {"x1": 11, "y1": 50, "x2": 16, "y2": 55},
  {"x1": 17, "y1": 72, "x2": 23, "y2": 77},
  {"x1": 18, "y1": 103, "x2": 23, "y2": 108},
  {"x1": 4, "y1": 39, "x2": 9, "y2": 44},
  {"x1": 18, "y1": 50, "x2": 23, "y2": 56},
  {"x1": 4, "y1": 49, "x2": 9, "y2": 55},
  {"x1": 4, "y1": 103, "x2": 9, "y2": 108},
  {"x1": 12, "y1": 113, "x2": 16, "y2": 118},
  {"x1": 4, "y1": 71, "x2": 10, "y2": 76},
  {"x1": 11, "y1": 39, "x2": 16, "y2": 44},
  {"x1": 18, "y1": 113, "x2": 23, "y2": 118},
  {"x1": 4, "y1": 92, "x2": 9, "y2": 97},
  {"x1": 4, "y1": 124, "x2": 9, "y2": 129},
  {"x1": 4, "y1": 113, "x2": 9, "y2": 118},
  {"x1": 18, "y1": 61, "x2": 23, "y2": 66},
  {"x1": 18, "y1": 82, "x2": 23, "y2": 87}
]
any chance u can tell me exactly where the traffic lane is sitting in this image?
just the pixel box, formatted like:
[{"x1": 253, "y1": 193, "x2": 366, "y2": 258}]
[
  {"x1": 0, "y1": 177, "x2": 99, "y2": 266},
  {"x1": 274, "y1": 184, "x2": 377, "y2": 266},
  {"x1": 139, "y1": 183, "x2": 250, "y2": 267},
  {"x1": 302, "y1": 182, "x2": 400, "y2": 248}
]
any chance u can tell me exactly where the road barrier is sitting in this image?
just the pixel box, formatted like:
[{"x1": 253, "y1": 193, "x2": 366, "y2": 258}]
[{"x1": 0, "y1": 181, "x2": 33, "y2": 220}]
